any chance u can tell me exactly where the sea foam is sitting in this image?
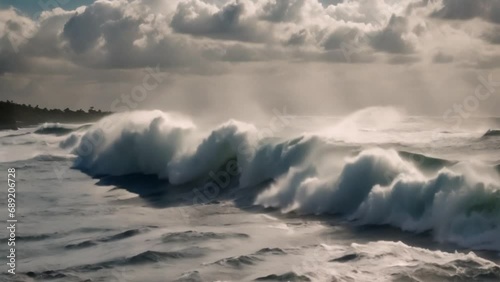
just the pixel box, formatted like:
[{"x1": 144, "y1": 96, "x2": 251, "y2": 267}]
[{"x1": 70, "y1": 110, "x2": 500, "y2": 251}]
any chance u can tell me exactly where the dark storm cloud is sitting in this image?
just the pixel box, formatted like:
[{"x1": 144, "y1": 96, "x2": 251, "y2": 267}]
[
  {"x1": 62, "y1": 1, "x2": 123, "y2": 53},
  {"x1": 370, "y1": 15, "x2": 415, "y2": 54},
  {"x1": 0, "y1": 42, "x2": 27, "y2": 75},
  {"x1": 23, "y1": 12, "x2": 73, "y2": 58},
  {"x1": 260, "y1": 0, "x2": 305, "y2": 22},
  {"x1": 5, "y1": 20, "x2": 21, "y2": 31},
  {"x1": 285, "y1": 29, "x2": 308, "y2": 46},
  {"x1": 322, "y1": 27, "x2": 361, "y2": 50},
  {"x1": 100, "y1": 17, "x2": 142, "y2": 67},
  {"x1": 171, "y1": 1, "x2": 270, "y2": 42},
  {"x1": 432, "y1": 0, "x2": 500, "y2": 24},
  {"x1": 59, "y1": 1, "x2": 208, "y2": 69},
  {"x1": 0, "y1": 9, "x2": 33, "y2": 74}
]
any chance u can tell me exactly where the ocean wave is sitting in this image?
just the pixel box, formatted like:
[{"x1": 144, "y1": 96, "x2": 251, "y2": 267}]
[
  {"x1": 256, "y1": 148, "x2": 500, "y2": 251},
  {"x1": 161, "y1": 230, "x2": 249, "y2": 243},
  {"x1": 77, "y1": 248, "x2": 206, "y2": 272},
  {"x1": 24, "y1": 270, "x2": 73, "y2": 281},
  {"x1": 72, "y1": 111, "x2": 339, "y2": 190},
  {"x1": 212, "y1": 255, "x2": 263, "y2": 268},
  {"x1": 33, "y1": 153, "x2": 75, "y2": 162},
  {"x1": 255, "y1": 247, "x2": 287, "y2": 256},
  {"x1": 255, "y1": 272, "x2": 311, "y2": 281},
  {"x1": 210, "y1": 247, "x2": 288, "y2": 269},
  {"x1": 59, "y1": 134, "x2": 80, "y2": 149},
  {"x1": 397, "y1": 150, "x2": 456, "y2": 171},
  {"x1": 34, "y1": 123, "x2": 90, "y2": 136},
  {"x1": 125, "y1": 249, "x2": 205, "y2": 265},
  {"x1": 72, "y1": 111, "x2": 263, "y2": 185},
  {"x1": 174, "y1": 271, "x2": 203, "y2": 282},
  {"x1": 483, "y1": 129, "x2": 500, "y2": 138},
  {"x1": 20, "y1": 247, "x2": 208, "y2": 280},
  {"x1": 65, "y1": 228, "x2": 152, "y2": 250},
  {"x1": 0, "y1": 132, "x2": 30, "y2": 138},
  {"x1": 1, "y1": 233, "x2": 52, "y2": 243},
  {"x1": 300, "y1": 241, "x2": 500, "y2": 281},
  {"x1": 68, "y1": 111, "x2": 500, "y2": 251}
]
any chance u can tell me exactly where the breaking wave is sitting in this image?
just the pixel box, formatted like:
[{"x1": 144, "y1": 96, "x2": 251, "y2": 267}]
[
  {"x1": 256, "y1": 149, "x2": 500, "y2": 251},
  {"x1": 300, "y1": 241, "x2": 500, "y2": 281},
  {"x1": 483, "y1": 129, "x2": 500, "y2": 138},
  {"x1": 68, "y1": 110, "x2": 500, "y2": 251},
  {"x1": 72, "y1": 111, "x2": 259, "y2": 184},
  {"x1": 34, "y1": 123, "x2": 91, "y2": 136}
]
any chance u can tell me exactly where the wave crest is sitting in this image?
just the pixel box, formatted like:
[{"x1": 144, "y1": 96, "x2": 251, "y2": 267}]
[
  {"x1": 72, "y1": 111, "x2": 260, "y2": 185},
  {"x1": 68, "y1": 110, "x2": 500, "y2": 251},
  {"x1": 483, "y1": 129, "x2": 500, "y2": 138},
  {"x1": 73, "y1": 111, "x2": 194, "y2": 177},
  {"x1": 34, "y1": 123, "x2": 90, "y2": 136},
  {"x1": 256, "y1": 148, "x2": 500, "y2": 251}
]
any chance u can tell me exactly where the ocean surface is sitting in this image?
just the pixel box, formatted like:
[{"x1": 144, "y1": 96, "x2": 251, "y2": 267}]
[{"x1": 1, "y1": 107, "x2": 500, "y2": 282}]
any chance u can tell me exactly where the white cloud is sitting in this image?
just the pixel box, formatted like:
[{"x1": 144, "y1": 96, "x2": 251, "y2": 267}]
[
  {"x1": 1, "y1": 0, "x2": 500, "y2": 115},
  {"x1": 1, "y1": 0, "x2": 499, "y2": 72},
  {"x1": 171, "y1": 0, "x2": 271, "y2": 42}
]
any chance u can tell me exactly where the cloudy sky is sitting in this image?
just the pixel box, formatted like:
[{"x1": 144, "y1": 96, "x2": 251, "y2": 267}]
[{"x1": 0, "y1": 0, "x2": 499, "y2": 120}]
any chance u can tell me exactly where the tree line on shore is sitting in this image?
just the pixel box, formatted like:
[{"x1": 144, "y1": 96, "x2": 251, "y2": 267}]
[{"x1": 0, "y1": 100, "x2": 112, "y2": 130}]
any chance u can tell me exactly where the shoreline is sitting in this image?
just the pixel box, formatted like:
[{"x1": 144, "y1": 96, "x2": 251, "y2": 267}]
[{"x1": 0, "y1": 101, "x2": 111, "y2": 131}]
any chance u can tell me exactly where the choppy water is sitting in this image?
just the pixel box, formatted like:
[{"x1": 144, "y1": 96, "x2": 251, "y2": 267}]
[{"x1": 1, "y1": 107, "x2": 500, "y2": 281}]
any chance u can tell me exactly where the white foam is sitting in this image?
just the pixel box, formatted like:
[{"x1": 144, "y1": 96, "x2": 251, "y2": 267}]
[
  {"x1": 256, "y1": 148, "x2": 500, "y2": 251},
  {"x1": 68, "y1": 110, "x2": 500, "y2": 251}
]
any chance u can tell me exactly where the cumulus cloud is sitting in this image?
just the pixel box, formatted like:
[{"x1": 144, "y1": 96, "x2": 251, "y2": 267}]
[
  {"x1": 171, "y1": 0, "x2": 270, "y2": 42},
  {"x1": 432, "y1": 0, "x2": 500, "y2": 24},
  {"x1": 285, "y1": 28, "x2": 309, "y2": 45},
  {"x1": 325, "y1": 0, "x2": 389, "y2": 25},
  {"x1": 1, "y1": 0, "x2": 499, "y2": 73},
  {"x1": 0, "y1": 9, "x2": 35, "y2": 74},
  {"x1": 370, "y1": 15, "x2": 416, "y2": 54},
  {"x1": 1, "y1": 0, "x2": 500, "y2": 113},
  {"x1": 260, "y1": 0, "x2": 306, "y2": 22},
  {"x1": 23, "y1": 9, "x2": 74, "y2": 58},
  {"x1": 62, "y1": 2, "x2": 123, "y2": 54},
  {"x1": 322, "y1": 27, "x2": 362, "y2": 50}
]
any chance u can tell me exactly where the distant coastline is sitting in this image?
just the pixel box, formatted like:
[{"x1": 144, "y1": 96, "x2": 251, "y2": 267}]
[{"x1": 0, "y1": 101, "x2": 112, "y2": 130}]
